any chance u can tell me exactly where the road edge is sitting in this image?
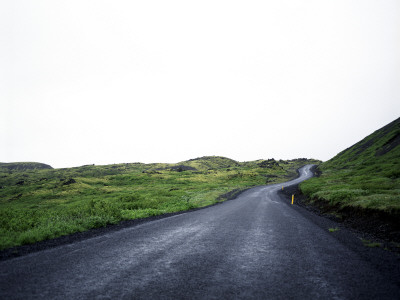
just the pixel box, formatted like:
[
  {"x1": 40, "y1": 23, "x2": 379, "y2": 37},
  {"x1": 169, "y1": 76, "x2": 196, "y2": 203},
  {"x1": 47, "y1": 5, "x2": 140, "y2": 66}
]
[{"x1": 278, "y1": 166, "x2": 400, "y2": 253}]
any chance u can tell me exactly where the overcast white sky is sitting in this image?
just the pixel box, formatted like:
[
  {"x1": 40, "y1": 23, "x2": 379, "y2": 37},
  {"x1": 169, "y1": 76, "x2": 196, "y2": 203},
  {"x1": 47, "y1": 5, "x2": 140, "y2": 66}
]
[{"x1": 1, "y1": 1, "x2": 399, "y2": 168}]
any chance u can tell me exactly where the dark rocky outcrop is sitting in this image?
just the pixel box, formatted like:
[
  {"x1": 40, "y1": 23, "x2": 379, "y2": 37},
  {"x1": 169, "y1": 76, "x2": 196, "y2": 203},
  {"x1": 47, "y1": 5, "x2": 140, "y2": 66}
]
[
  {"x1": 170, "y1": 165, "x2": 197, "y2": 172},
  {"x1": 62, "y1": 178, "x2": 76, "y2": 186},
  {"x1": 258, "y1": 159, "x2": 281, "y2": 169}
]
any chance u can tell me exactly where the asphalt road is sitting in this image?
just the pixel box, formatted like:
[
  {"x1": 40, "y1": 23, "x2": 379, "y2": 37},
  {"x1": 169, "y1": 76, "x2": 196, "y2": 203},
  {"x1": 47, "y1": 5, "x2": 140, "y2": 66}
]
[{"x1": 1, "y1": 165, "x2": 399, "y2": 299}]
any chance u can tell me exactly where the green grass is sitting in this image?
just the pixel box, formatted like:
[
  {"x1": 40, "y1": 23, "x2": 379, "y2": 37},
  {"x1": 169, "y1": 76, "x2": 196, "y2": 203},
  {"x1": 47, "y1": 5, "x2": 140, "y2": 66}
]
[
  {"x1": 361, "y1": 239, "x2": 382, "y2": 248},
  {"x1": 300, "y1": 117, "x2": 400, "y2": 213},
  {"x1": 0, "y1": 156, "x2": 319, "y2": 250},
  {"x1": 328, "y1": 227, "x2": 340, "y2": 233}
]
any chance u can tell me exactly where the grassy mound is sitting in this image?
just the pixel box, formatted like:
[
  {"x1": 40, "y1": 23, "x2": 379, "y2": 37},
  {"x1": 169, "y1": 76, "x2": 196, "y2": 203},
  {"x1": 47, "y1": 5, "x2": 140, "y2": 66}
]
[
  {"x1": 300, "y1": 117, "x2": 400, "y2": 213},
  {"x1": 0, "y1": 156, "x2": 319, "y2": 250},
  {"x1": 0, "y1": 162, "x2": 53, "y2": 171}
]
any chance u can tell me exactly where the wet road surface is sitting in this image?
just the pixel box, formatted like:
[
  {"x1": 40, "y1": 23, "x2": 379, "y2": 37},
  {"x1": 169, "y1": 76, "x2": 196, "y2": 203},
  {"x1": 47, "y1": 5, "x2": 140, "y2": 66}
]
[{"x1": 1, "y1": 165, "x2": 399, "y2": 299}]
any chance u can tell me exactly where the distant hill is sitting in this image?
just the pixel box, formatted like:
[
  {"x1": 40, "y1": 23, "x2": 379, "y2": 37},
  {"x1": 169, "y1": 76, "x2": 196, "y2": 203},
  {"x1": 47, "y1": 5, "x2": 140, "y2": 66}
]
[
  {"x1": 300, "y1": 117, "x2": 400, "y2": 213},
  {"x1": 0, "y1": 162, "x2": 53, "y2": 171},
  {"x1": 181, "y1": 156, "x2": 241, "y2": 170}
]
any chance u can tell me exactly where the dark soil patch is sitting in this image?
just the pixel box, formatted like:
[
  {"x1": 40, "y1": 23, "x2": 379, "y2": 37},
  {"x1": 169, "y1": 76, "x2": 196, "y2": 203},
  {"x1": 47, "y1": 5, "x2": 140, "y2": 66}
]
[
  {"x1": 62, "y1": 178, "x2": 76, "y2": 185},
  {"x1": 8, "y1": 193, "x2": 23, "y2": 202},
  {"x1": 376, "y1": 130, "x2": 400, "y2": 156},
  {"x1": 142, "y1": 170, "x2": 161, "y2": 174}
]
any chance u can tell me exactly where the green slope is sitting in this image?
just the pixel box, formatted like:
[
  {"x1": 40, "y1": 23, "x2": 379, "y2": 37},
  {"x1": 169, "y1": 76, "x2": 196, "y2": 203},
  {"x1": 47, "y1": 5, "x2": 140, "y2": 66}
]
[
  {"x1": 0, "y1": 156, "x2": 319, "y2": 250},
  {"x1": 300, "y1": 117, "x2": 400, "y2": 213}
]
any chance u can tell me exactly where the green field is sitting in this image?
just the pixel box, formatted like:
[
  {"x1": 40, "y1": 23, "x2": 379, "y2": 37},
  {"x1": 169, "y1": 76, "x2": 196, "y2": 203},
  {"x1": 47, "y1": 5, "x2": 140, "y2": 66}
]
[
  {"x1": 300, "y1": 117, "x2": 400, "y2": 213},
  {"x1": 0, "y1": 156, "x2": 319, "y2": 250}
]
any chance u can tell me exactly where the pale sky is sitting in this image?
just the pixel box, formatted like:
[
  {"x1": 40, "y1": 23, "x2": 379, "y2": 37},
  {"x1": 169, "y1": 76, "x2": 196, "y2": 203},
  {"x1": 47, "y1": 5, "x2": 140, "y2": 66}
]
[{"x1": 1, "y1": 0, "x2": 399, "y2": 168}]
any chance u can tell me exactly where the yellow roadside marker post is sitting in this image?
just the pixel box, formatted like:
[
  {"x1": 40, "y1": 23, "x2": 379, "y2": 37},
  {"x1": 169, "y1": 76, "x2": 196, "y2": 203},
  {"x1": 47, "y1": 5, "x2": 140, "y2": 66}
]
[
  {"x1": 291, "y1": 194, "x2": 294, "y2": 205},
  {"x1": 282, "y1": 186, "x2": 283, "y2": 190}
]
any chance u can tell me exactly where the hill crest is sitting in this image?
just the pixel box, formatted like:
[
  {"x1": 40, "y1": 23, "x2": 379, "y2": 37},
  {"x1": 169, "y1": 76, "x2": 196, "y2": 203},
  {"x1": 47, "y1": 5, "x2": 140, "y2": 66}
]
[{"x1": 0, "y1": 162, "x2": 53, "y2": 171}]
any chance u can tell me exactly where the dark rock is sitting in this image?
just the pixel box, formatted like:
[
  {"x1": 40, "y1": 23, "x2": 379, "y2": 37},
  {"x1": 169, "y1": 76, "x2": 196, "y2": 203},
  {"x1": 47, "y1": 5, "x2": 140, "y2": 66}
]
[
  {"x1": 314, "y1": 166, "x2": 322, "y2": 177},
  {"x1": 265, "y1": 174, "x2": 278, "y2": 183},
  {"x1": 170, "y1": 165, "x2": 197, "y2": 172},
  {"x1": 376, "y1": 131, "x2": 400, "y2": 156},
  {"x1": 142, "y1": 170, "x2": 161, "y2": 174},
  {"x1": 63, "y1": 178, "x2": 76, "y2": 185},
  {"x1": 258, "y1": 159, "x2": 281, "y2": 169},
  {"x1": 9, "y1": 193, "x2": 23, "y2": 201}
]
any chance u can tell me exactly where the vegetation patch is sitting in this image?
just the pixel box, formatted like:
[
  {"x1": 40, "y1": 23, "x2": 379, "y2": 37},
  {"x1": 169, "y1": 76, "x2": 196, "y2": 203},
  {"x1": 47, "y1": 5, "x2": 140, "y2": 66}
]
[
  {"x1": 361, "y1": 239, "x2": 382, "y2": 248},
  {"x1": 300, "y1": 117, "x2": 400, "y2": 214},
  {"x1": 0, "y1": 156, "x2": 319, "y2": 250}
]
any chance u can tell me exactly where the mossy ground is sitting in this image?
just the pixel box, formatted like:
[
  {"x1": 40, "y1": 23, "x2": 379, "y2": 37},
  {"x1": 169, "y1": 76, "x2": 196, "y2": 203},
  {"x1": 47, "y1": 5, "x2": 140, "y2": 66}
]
[
  {"x1": 0, "y1": 157, "x2": 319, "y2": 250},
  {"x1": 300, "y1": 118, "x2": 400, "y2": 213}
]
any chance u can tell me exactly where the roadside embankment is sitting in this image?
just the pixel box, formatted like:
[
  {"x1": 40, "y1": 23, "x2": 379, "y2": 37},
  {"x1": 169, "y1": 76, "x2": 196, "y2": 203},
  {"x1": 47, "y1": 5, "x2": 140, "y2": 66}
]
[{"x1": 280, "y1": 179, "x2": 400, "y2": 252}]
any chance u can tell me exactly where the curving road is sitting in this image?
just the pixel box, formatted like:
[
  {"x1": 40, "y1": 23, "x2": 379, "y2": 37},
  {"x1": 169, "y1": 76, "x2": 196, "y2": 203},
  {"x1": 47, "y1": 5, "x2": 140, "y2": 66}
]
[{"x1": 1, "y1": 165, "x2": 399, "y2": 299}]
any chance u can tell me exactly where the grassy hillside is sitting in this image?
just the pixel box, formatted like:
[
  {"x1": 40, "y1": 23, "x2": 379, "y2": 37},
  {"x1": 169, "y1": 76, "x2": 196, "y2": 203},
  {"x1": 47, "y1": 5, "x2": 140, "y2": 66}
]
[
  {"x1": 0, "y1": 156, "x2": 319, "y2": 250},
  {"x1": 300, "y1": 117, "x2": 400, "y2": 213}
]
